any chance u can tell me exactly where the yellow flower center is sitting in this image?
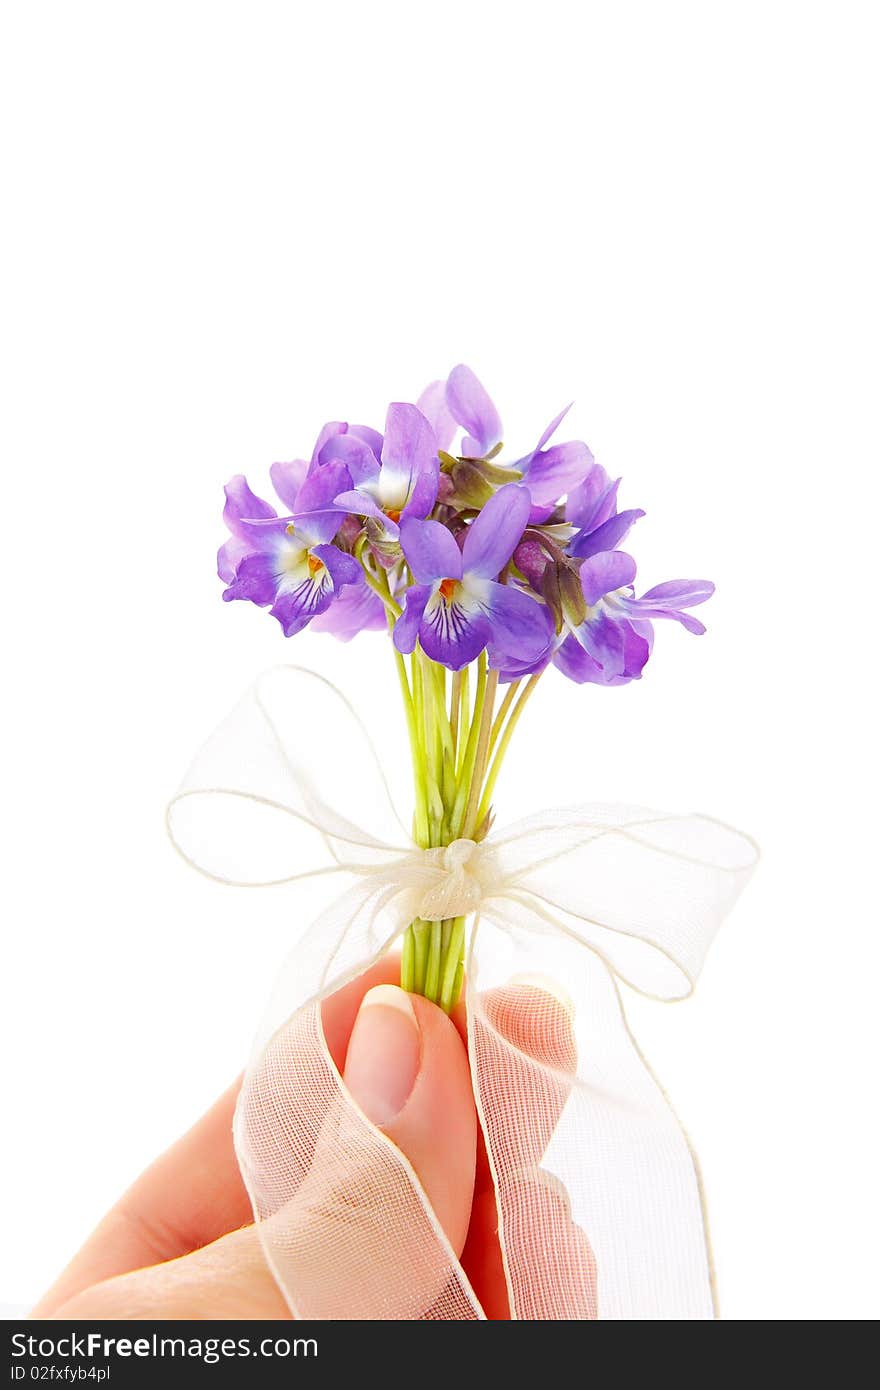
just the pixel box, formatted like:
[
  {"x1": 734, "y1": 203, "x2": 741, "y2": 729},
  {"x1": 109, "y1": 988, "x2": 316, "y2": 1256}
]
[
  {"x1": 307, "y1": 553, "x2": 324, "y2": 576},
  {"x1": 438, "y1": 577, "x2": 458, "y2": 601}
]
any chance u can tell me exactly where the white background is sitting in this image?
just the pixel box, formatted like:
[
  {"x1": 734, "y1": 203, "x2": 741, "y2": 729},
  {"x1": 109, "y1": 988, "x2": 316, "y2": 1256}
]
[{"x1": 2, "y1": 2, "x2": 877, "y2": 1320}]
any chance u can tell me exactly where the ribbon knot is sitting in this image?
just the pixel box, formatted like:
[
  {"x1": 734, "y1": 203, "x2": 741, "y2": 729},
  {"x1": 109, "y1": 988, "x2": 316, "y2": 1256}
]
[
  {"x1": 418, "y1": 836, "x2": 487, "y2": 921},
  {"x1": 442, "y1": 837, "x2": 478, "y2": 872}
]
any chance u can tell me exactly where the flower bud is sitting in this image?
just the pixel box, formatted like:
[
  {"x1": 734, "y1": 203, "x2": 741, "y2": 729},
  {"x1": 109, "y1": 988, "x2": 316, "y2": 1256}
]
[
  {"x1": 541, "y1": 559, "x2": 586, "y2": 633},
  {"x1": 558, "y1": 561, "x2": 588, "y2": 628},
  {"x1": 539, "y1": 563, "x2": 563, "y2": 633},
  {"x1": 364, "y1": 517, "x2": 401, "y2": 566},
  {"x1": 336, "y1": 513, "x2": 363, "y2": 550},
  {"x1": 450, "y1": 459, "x2": 495, "y2": 508},
  {"x1": 449, "y1": 457, "x2": 522, "y2": 510},
  {"x1": 514, "y1": 539, "x2": 550, "y2": 589}
]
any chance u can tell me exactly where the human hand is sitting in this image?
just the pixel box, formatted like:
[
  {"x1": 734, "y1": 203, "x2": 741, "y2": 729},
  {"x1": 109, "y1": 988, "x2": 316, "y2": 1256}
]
[{"x1": 34, "y1": 960, "x2": 593, "y2": 1320}]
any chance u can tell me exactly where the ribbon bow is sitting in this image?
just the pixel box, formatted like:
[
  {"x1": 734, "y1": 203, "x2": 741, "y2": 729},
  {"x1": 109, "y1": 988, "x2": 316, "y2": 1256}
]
[{"x1": 168, "y1": 666, "x2": 757, "y2": 1320}]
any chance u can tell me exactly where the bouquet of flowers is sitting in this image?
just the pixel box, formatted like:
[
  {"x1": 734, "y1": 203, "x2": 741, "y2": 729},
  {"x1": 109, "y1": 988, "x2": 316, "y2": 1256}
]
[{"x1": 169, "y1": 366, "x2": 756, "y2": 1320}]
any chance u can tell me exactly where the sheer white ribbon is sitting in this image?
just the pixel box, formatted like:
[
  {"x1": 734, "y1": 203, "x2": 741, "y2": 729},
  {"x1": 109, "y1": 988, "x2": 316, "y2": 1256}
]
[{"x1": 167, "y1": 666, "x2": 757, "y2": 1320}]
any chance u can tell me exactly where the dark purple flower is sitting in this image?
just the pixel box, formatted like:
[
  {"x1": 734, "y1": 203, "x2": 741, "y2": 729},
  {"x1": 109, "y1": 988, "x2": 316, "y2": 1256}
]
[
  {"x1": 219, "y1": 459, "x2": 364, "y2": 638},
  {"x1": 393, "y1": 485, "x2": 551, "y2": 671},
  {"x1": 332, "y1": 403, "x2": 438, "y2": 538}
]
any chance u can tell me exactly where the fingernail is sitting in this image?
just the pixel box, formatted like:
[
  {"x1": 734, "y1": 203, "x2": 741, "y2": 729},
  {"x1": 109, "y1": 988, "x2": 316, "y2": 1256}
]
[
  {"x1": 344, "y1": 985, "x2": 421, "y2": 1126},
  {"x1": 508, "y1": 972, "x2": 575, "y2": 1017}
]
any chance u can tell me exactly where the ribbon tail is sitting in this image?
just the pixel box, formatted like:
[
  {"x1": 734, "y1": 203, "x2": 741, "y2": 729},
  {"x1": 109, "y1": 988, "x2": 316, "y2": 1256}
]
[
  {"x1": 232, "y1": 880, "x2": 484, "y2": 1320},
  {"x1": 467, "y1": 911, "x2": 715, "y2": 1320}
]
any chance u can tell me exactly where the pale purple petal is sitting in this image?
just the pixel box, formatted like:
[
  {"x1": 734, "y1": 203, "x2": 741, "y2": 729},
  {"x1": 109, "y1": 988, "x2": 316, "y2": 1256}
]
[
  {"x1": 446, "y1": 365, "x2": 503, "y2": 458},
  {"x1": 401, "y1": 454, "x2": 439, "y2": 521},
  {"x1": 640, "y1": 579, "x2": 715, "y2": 606},
  {"x1": 675, "y1": 612, "x2": 706, "y2": 635},
  {"x1": 289, "y1": 460, "x2": 351, "y2": 546},
  {"x1": 223, "y1": 476, "x2": 276, "y2": 539},
  {"x1": 524, "y1": 441, "x2": 595, "y2": 507},
  {"x1": 315, "y1": 432, "x2": 380, "y2": 486},
  {"x1": 380, "y1": 403, "x2": 436, "y2": 508},
  {"x1": 619, "y1": 620, "x2": 652, "y2": 677},
  {"x1": 333, "y1": 489, "x2": 386, "y2": 523},
  {"x1": 482, "y1": 583, "x2": 554, "y2": 663},
  {"x1": 565, "y1": 464, "x2": 616, "y2": 530},
  {"x1": 294, "y1": 511, "x2": 342, "y2": 546},
  {"x1": 233, "y1": 514, "x2": 296, "y2": 550},
  {"x1": 310, "y1": 584, "x2": 386, "y2": 641},
  {"x1": 222, "y1": 551, "x2": 278, "y2": 606},
  {"x1": 626, "y1": 600, "x2": 707, "y2": 634},
  {"x1": 399, "y1": 518, "x2": 463, "y2": 583},
  {"x1": 534, "y1": 403, "x2": 573, "y2": 455},
  {"x1": 392, "y1": 584, "x2": 431, "y2": 654},
  {"x1": 625, "y1": 578, "x2": 713, "y2": 634},
  {"x1": 419, "y1": 593, "x2": 492, "y2": 670},
  {"x1": 574, "y1": 610, "x2": 627, "y2": 678},
  {"x1": 217, "y1": 535, "x2": 251, "y2": 584},
  {"x1": 462, "y1": 484, "x2": 530, "y2": 578},
  {"x1": 311, "y1": 543, "x2": 362, "y2": 589},
  {"x1": 569, "y1": 508, "x2": 645, "y2": 560},
  {"x1": 269, "y1": 459, "x2": 308, "y2": 512},
  {"x1": 296, "y1": 460, "x2": 352, "y2": 514},
  {"x1": 490, "y1": 647, "x2": 553, "y2": 682},
  {"x1": 552, "y1": 633, "x2": 605, "y2": 684},
  {"x1": 554, "y1": 619, "x2": 650, "y2": 684},
  {"x1": 310, "y1": 421, "x2": 348, "y2": 462},
  {"x1": 348, "y1": 424, "x2": 385, "y2": 459},
  {"x1": 417, "y1": 379, "x2": 457, "y2": 452},
  {"x1": 509, "y1": 404, "x2": 575, "y2": 469},
  {"x1": 579, "y1": 551, "x2": 638, "y2": 606},
  {"x1": 526, "y1": 502, "x2": 556, "y2": 525}
]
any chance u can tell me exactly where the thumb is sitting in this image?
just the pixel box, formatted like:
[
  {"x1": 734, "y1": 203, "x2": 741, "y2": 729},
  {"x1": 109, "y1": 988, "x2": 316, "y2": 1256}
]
[{"x1": 343, "y1": 984, "x2": 476, "y2": 1256}]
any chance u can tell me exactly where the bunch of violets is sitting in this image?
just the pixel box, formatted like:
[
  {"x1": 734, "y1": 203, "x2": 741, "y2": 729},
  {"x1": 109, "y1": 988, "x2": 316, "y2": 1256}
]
[{"x1": 219, "y1": 366, "x2": 713, "y2": 1010}]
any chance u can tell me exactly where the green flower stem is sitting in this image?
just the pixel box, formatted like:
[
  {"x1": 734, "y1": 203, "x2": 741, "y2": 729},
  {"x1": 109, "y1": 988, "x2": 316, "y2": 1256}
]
[
  {"x1": 390, "y1": 630, "x2": 539, "y2": 1011},
  {"x1": 450, "y1": 654, "x2": 488, "y2": 836},
  {"x1": 439, "y1": 916, "x2": 466, "y2": 1013},
  {"x1": 424, "y1": 918, "x2": 443, "y2": 1002},
  {"x1": 400, "y1": 924, "x2": 416, "y2": 992},
  {"x1": 476, "y1": 671, "x2": 543, "y2": 828},
  {"x1": 451, "y1": 958, "x2": 465, "y2": 1006},
  {"x1": 456, "y1": 666, "x2": 471, "y2": 776},
  {"x1": 488, "y1": 679, "x2": 520, "y2": 758},
  {"x1": 462, "y1": 667, "x2": 498, "y2": 839},
  {"x1": 449, "y1": 671, "x2": 463, "y2": 759},
  {"x1": 388, "y1": 624, "x2": 429, "y2": 847},
  {"x1": 360, "y1": 560, "x2": 402, "y2": 619},
  {"x1": 412, "y1": 920, "x2": 430, "y2": 994}
]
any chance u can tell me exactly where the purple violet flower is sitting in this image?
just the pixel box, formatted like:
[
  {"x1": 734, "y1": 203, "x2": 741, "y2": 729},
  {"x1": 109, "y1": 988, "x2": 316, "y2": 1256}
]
[
  {"x1": 394, "y1": 485, "x2": 552, "y2": 671},
  {"x1": 219, "y1": 460, "x2": 363, "y2": 637},
  {"x1": 497, "y1": 551, "x2": 714, "y2": 686},
  {"x1": 218, "y1": 369, "x2": 714, "y2": 679},
  {"x1": 332, "y1": 403, "x2": 438, "y2": 538}
]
